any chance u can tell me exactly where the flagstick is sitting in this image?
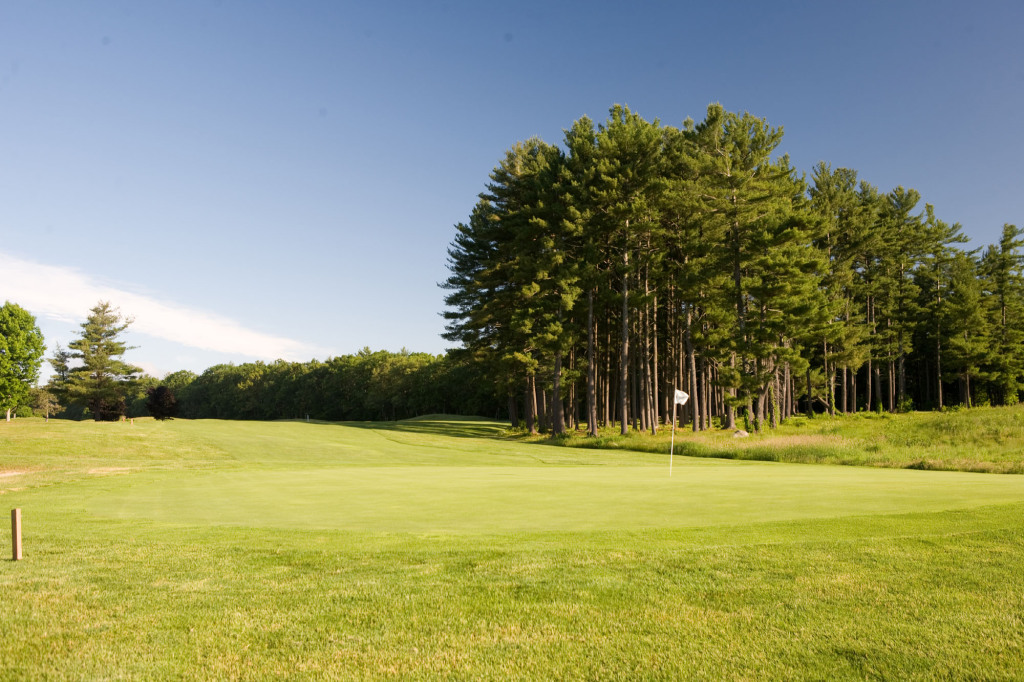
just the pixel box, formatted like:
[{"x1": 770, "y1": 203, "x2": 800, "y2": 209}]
[{"x1": 670, "y1": 400, "x2": 676, "y2": 477}]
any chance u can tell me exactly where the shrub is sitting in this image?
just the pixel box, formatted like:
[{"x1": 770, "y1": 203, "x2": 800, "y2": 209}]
[
  {"x1": 146, "y1": 386, "x2": 178, "y2": 420},
  {"x1": 93, "y1": 397, "x2": 127, "y2": 422}
]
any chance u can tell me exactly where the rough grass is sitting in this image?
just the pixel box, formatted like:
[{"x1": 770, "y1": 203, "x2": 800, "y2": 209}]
[
  {"x1": 536, "y1": 403, "x2": 1024, "y2": 474},
  {"x1": 2, "y1": 416, "x2": 1024, "y2": 679}
]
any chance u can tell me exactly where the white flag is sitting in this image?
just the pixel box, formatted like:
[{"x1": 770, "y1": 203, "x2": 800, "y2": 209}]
[{"x1": 674, "y1": 389, "x2": 689, "y2": 406}]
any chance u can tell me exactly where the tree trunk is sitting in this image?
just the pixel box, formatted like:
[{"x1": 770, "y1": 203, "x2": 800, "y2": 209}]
[
  {"x1": 619, "y1": 253, "x2": 630, "y2": 435},
  {"x1": 771, "y1": 367, "x2": 780, "y2": 429},
  {"x1": 525, "y1": 376, "x2": 538, "y2": 435},
  {"x1": 704, "y1": 360, "x2": 714, "y2": 430},
  {"x1": 632, "y1": 341, "x2": 641, "y2": 432},
  {"x1": 898, "y1": 330, "x2": 906, "y2": 409},
  {"x1": 782, "y1": 362, "x2": 791, "y2": 419},
  {"x1": 823, "y1": 339, "x2": 835, "y2": 416},
  {"x1": 652, "y1": 294, "x2": 660, "y2": 428},
  {"x1": 552, "y1": 350, "x2": 564, "y2": 436},
  {"x1": 866, "y1": 358, "x2": 873, "y2": 412},
  {"x1": 598, "y1": 321, "x2": 606, "y2": 421},
  {"x1": 840, "y1": 367, "x2": 847, "y2": 415},
  {"x1": 850, "y1": 367, "x2": 856, "y2": 413},
  {"x1": 806, "y1": 366, "x2": 813, "y2": 418},
  {"x1": 586, "y1": 289, "x2": 598, "y2": 435},
  {"x1": 873, "y1": 364, "x2": 882, "y2": 412},
  {"x1": 643, "y1": 299, "x2": 656, "y2": 435},
  {"x1": 539, "y1": 388, "x2": 549, "y2": 432},
  {"x1": 569, "y1": 348, "x2": 577, "y2": 430},
  {"x1": 886, "y1": 359, "x2": 892, "y2": 411},
  {"x1": 726, "y1": 354, "x2": 737, "y2": 429},
  {"x1": 685, "y1": 304, "x2": 701, "y2": 432},
  {"x1": 829, "y1": 370, "x2": 836, "y2": 417},
  {"x1": 638, "y1": 302, "x2": 649, "y2": 433}
]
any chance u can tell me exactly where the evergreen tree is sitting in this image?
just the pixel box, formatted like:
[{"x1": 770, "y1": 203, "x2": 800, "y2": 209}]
[
  {"x1": 511, "y1": 140, "x2": 579, "y2": 435},
  {"x1": 661, "y1": 121, "x2": 719, "y2": 431},
  {"x1": 745, "y1": 158, "x2": 829, "y2": 430},
  {"x1": 879, "y1": 186, "x2": 926, "y2": 410},
  {"x1": 693, "y1": 105, "x2": 819, "y2": 430},
  {"x1": 979, "y1": 224, "x2": 1024, "y2": 404},
  {"x1": 809, "y1": 163, "x2": 872, "y2": 413},
  {"x1": 443, "y1": 140, "x2": 563, "y2": 433},
  {"x1": 562, "y1": 116, "x2": 603, "y2": 436},
  {"x1": 943, "y1": 253, "x2": 988, "y2": 407},
  {"x1": 441, "y1": 103, "x2": 1024, "y2": 423},
  {"x1": 912, "y1": 206, "x2": 968, "y2": 408},
  {"x1": 67, "y1": 302, "x2": 141, "y2": 421},
  {"x1": 592, "y1": 105, "x2": 665, "y2": 434},
  {"x1": 47, "y1": 342, "x2": 73, "y2": 408}
]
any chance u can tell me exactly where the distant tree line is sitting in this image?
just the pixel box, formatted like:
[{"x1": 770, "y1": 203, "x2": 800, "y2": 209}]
[
  {"x1": 40, "y1": 343, "x2": 501, "y2": 423},
  {"x1": 441, "y1": 103, "x2": 1024, "y2": 435},
  {"x1": 23, "y1": 302, "x2": 501, "y2": 423},
  {"x1": 145, "y1": 350, "x2": 501, "y2": 421}
]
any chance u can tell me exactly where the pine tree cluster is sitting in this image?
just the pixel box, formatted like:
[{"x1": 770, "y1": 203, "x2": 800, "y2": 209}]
[{"x1": 442, "y1": 104, "x2": 1024, "y2": 434}]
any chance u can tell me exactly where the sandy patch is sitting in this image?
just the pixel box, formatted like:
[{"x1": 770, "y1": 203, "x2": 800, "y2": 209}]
[{"x1": 0, "y1": 471, "x2": 25, "y2": 478}]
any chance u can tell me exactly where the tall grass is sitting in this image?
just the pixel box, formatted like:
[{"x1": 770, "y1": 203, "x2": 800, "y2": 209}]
[{"x1": 524, "y1": 403, "x2": 1024, "y2": 474}]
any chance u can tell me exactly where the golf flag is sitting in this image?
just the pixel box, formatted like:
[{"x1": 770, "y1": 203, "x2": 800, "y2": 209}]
[{"x1": 670, "y1": 388, "x2": 688, "y2": 477}]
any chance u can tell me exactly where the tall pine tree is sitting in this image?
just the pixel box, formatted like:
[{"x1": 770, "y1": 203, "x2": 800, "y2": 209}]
[{"x1": 67, "y1": 302, "x2": 141, "y2": 421}]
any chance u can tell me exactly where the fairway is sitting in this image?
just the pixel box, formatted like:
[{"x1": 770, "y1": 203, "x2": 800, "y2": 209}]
[
  {"x1": 82, "y1": 460, "x2": 1024, "y2": 533},
  {"x1": 32, "y1": 417, "x2": 1024, "y2": 533},
  {"x1": 4, "y1": 417, "x2": 1024, "y2": 679}
]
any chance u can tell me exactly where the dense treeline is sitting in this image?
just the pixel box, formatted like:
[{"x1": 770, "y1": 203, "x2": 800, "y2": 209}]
[
  {"x1": 442, "y1": 104, "x2": 1024, "y2": 435},
  {"x1": 34, "y1": 303, "x2": 504, "y2": 423},
  {"x1": 133, "y1": 349, "x2": 501, "y2": 421},
  {"x1": 33, "y1": 305, "x2": 503, "y2": 422}
]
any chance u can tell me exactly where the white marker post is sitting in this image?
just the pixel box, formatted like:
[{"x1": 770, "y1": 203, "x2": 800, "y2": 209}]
[
  {"x1": 11, "y1": 508, "x2": 22, "y2": 561},
  {"x1": 670, "y1": 389, "x2": 689, "y2": 476}
]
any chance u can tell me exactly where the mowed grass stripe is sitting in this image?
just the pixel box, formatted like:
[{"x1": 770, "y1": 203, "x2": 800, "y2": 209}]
[
  {"x1": 10, "y1": 418, "x2": 1024, "y2": 534},
  {"x1": 69, "y1": 460, "x2": 1024, "y2": 532}
]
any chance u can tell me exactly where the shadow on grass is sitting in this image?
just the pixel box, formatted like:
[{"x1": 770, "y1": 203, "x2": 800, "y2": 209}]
[{"x1": 296, "y1": 414, "x2": 509, "y2": 440}]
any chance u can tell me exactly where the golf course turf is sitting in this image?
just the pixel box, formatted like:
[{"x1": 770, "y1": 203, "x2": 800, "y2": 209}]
[{"x1": 2, "y1": 416, "x2": 1023, "y2": 679}]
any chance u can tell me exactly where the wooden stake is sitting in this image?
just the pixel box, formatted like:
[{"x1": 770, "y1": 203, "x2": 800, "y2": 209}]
[{"x1": 11, "y1": 508, "x2": 22, "y2": 561}]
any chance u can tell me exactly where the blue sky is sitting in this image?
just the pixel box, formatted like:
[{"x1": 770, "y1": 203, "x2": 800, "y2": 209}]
[{"x1": 2, "y1": 1, "x2": 1022, "y2": 379}]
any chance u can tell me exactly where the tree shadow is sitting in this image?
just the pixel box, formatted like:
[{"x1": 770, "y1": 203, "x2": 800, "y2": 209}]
[{"x1": 302, "y1": 415, "x2": 508, "y2": 440}]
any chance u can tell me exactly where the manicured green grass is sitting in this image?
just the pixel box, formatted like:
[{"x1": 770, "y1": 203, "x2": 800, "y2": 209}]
[{"x1": 2, "y1": 416, "x2": 1024, "y2": 679}]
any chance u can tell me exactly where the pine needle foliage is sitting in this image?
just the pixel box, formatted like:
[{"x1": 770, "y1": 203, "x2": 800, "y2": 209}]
[{"x1": 67, "y1": 301, "x2": 141, "y2": 421}]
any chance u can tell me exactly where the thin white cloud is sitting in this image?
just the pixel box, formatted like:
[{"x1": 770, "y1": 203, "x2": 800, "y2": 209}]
[{"x1": 0, "y1": 253, "x2": 321, "y2": 361}]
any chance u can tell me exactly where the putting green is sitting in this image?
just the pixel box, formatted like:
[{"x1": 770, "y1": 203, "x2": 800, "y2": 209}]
[{"x1": 76, "y1": 458, "x2": 1024, "y2": 533}]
